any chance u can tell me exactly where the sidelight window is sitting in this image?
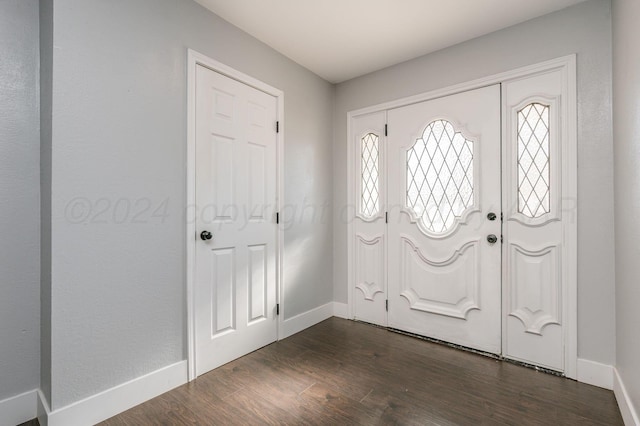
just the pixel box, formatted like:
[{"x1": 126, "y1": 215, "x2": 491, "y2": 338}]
[
  {"x1": 517, "y1": 103, "x2": 550, "y2": 218},
  {"x1": 361, "y1": 133, "x2": 380, "y2": 218}
]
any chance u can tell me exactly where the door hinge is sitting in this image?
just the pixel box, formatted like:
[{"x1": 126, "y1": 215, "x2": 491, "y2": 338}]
[
  {"x1": 385, "y1": 124, "x2": 388, "y2": 136},
  {"x1": 385, "y1": 211, "x2": 388, "y2": 223},
  {"x1": 385, "y1": 299, "x2": 388, "y2": 312},
  {"x1": 501, "y1": 212, "x2": 504, "y2": 223},
  {"x1": 276, "y1": 121, "x2": 279, "y2": 133},
  {"x1": 501, "y1": 235, "x2": 504, "y2": 244},
  {"x1": 276, "y1": 303, "x2": 280, "y2": 316},
  {"x1": 276, "y1": 212, "x2": 279, "y2": 224}
]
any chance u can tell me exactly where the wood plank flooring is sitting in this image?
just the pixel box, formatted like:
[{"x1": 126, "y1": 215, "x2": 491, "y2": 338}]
[
  {"x1": 100, "y1": 318, "x2": 622, "y2": 425},
  {"x1": 35, "y1": 317, "x2": 626, "y2": 425}
]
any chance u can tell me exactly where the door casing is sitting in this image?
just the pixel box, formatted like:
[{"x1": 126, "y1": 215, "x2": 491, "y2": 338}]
[
  {"x1": 186, "y1": 49, "x2": 285, "y2": 381},
  {"x1": 346, "y1": 55, "x2": 577, "y2": 378}
]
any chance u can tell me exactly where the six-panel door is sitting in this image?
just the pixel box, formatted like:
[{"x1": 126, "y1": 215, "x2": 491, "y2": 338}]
[{"x1": 195, "y1": 64, "x2": 278, "y2": 376}]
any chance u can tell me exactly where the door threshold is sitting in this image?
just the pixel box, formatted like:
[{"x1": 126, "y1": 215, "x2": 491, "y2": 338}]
[{"x1": 353, "y1": 319, "x2": 565, "y2": 378}]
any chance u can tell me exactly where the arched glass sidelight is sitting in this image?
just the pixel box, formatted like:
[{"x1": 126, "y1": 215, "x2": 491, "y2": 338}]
[
  {"x1": 517, "y1": 103, "x2": 550, "y2": 218},
  {"x1": 361, "y1": 132, "x2": 380, "y2": 218}
]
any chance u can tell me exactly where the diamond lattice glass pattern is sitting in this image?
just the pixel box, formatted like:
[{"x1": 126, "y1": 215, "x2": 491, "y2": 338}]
[
  {"x1": 361, "y1": 133, "x2": 380, "y2": 218},
  {"x1": 517, "y1": 103, "x2": 550, "y2": 218},
  {"x1": 406, "y1": 120, "x2": 474, "y2": 234}
]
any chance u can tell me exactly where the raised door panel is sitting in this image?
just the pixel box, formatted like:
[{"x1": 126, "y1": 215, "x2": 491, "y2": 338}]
[
  {"x1": 210, "y1": 248, "x2": 236, "y2": 335},
  {"x1": 400, "y1": 238, "x2": 479, "y2": 320},
  {"x1": 355, "y1": 235, "x2": 385, "y2": 302},
  {"x1": 248, "y1": 244, "x2": 267, "y2": 323},
  {"x1": 211, "y1": 135, "x2": 235, "y2": 222},
  {"x1": 354, "y1": 234, "x2": 386, "y2": 325},
  {"x1": 509, "y1": 243, "x2": 560, "y2": 335}
]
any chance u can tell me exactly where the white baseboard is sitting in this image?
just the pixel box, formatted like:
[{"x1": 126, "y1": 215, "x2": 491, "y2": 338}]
[
  {"x1": 38, "y1": 360, "x2": 187, "y2": 426},
  {"x1": 577, "y1": 358, "x2": 613, "y2": 390},
  {"x1": 0, "y1": 389, "x2": 37, "y2": 426},
  {"x1": 281, "y1": 302, "x2": 334, "y2": 339},
  {"x1": 37, "y1": 390, "x2": 49, "y2": 426},
  {"x1": 332, "y1": 302, "x2": 349, "y2": 319},
  {"x1": 614, "y1": 368, "x2": 640, "y2": 426}
]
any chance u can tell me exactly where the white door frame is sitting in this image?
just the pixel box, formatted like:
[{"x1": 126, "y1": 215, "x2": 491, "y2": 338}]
[
  {"x1": 186, "y1": 49, "x2": 285, "y2": 381},
  {"x1": 346, "y1": 55, "x2": 577, "y2": 379}
]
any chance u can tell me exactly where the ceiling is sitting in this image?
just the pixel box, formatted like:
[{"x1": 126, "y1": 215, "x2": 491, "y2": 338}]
[{"x1": 195, "y1": 0, "x2": 589, "y2": 83}]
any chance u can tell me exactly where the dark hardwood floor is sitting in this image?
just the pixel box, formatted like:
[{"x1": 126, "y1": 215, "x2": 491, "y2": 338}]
[{"x1": 93, "y1": 318, "x2": 623, "y2": 425}]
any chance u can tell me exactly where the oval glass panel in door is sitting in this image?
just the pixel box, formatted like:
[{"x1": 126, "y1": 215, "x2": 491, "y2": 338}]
[
  {"x1": 406, "y1": 120, "x2": 474, "y2": 234},
  {"x1": 361, "y1": 132, "x2": 380, "y2": 218},
  {"x1": 517, "y1": 103, "x2": 550, "y2": 218}
]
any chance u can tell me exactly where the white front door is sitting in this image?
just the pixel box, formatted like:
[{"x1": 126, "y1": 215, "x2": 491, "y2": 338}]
[
  {"x1": 387, "y1": 85, "x2": 502, "y2": 354},
  {"x1": 194, "y1": 64, "x2": 278, "y2": 376}
]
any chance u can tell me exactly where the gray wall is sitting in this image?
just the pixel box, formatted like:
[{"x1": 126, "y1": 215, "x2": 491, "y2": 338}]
[
  {"x1": 47, "y1": 0, "x2": 333, "y2": 409},
  {"x1": 333, "y1": 0, "x2": 615, "y2": 365},
  {"x1": 0, "y1": 0, "x2": 41, "y2": 401},
  {"x1": 613, "y1": 0, "x2": 640, "y2": 411}
]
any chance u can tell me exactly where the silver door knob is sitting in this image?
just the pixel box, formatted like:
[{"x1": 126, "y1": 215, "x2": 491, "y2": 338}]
[
  {"x1": 487, "y1": 234, "x2": 498, "y2": 244},
  {"x1": 487, "y1": 212, "x2": 497, "y2": 221},
  {"x1": 200, "y1": 231, "x2": 213, "y2": 241}
]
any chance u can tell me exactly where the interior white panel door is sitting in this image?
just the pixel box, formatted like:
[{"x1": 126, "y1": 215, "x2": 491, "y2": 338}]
[
  {"x1": 195, "y1": 64, "x2": 278, "y2": 376},
  {"x1": 387, "y1": 85, "x2": 502, "y2": 354},
  {"x1": 351, "y1": 111, "x2": 387, "y2": 326},
  {"x1": 502, "y1": 70, "x2": 567, "y2": 372}
]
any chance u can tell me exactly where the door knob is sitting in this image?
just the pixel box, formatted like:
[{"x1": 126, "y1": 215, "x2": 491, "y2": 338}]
[
  {"x1": 487, "y1": 212, "x2": 497, "y2": 221},
  {"x1": 200, "y1": 230, "x2": 213, "y2": 241},
  {"x1": 487, "y1": 234, "x2": 498, "y2": 244}
]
